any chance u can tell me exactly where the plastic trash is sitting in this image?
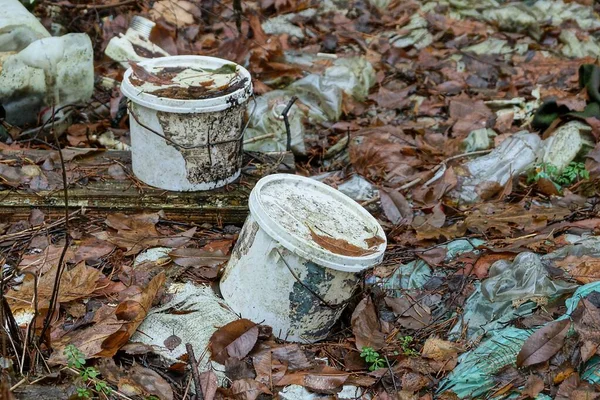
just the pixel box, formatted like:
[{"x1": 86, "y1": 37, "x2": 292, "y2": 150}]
[
  {"x1": 220, "y1": 174, "x2": 386, "y2": 342},
  {"x1": 262, "y1": 9, "x2": 317, "y2": 40},
  {"x1": 441, "y1": 281, "x2": 600, "y2": 398},
  {"x1": 450, "y1": 252, "x2": 577, "y2": 340},
  {"x1": 0, "y1": 33, "x2": 94, "y2": 126},
  {"x1": 539, "y1": 121, "x2": 595, "y2": 173},
  {"x1": 452, "y1": 132, "x2": 542, "y2": 203},
  {"x1": 120, "y1": 55, "x2": 252, "y2": 191},
  {"x1": 462, "y1": 128, "x2": 497, "y2": 152},
  {"x1": 377, "y1": 239, "x2": 485, "y2": 292},
  {"x1": 384, "y1": 14, "x2": 433, "y2": 49},
  {"x1": 0, "y1": 0, "x2": 50, "y2": 52},
  {"x1": 105, "y1": 16, "x2": 170, "y2": 69},
  {"x1": 312, "y1": 172, "x2": 379, "y2": 202},
  {"x1": 243, "y1": 57, "x2": 375, "y2": 155}
]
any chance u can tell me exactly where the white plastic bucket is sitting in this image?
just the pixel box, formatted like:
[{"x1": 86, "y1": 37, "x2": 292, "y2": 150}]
[
  {"x1": 220, "y1": 174, "x2": 386, "y2": 342},
  {"x1": 120, "y1": 56, "x2": 253, "y2": 191}
]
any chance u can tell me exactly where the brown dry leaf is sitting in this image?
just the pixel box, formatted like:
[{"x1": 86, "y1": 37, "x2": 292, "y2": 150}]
[
  {"x1": 380, "y1": 188, "x2": 413, "y2": 226},
  {"x1": 48, "y1": 272, "x2": 165, "y2": 365},
  {"x1": 100, "y1": 213, "x2": 195, "y2": 255},
  {"x1": 521, "y1": 375, "x2": 545, "y2": 399},
  {"x1": 276, "y1": 366, "x2": 349, "y2": 393},
  {"x1": 209, "y1": 319, "x2": 259, "y2": 365},
  {"x1": 385, "y1": 296, "x2": 431, "y2": 330},
  {"x1": 72, "y1": 237, "x2": 115, "y2": 264},
  {"x1": 309, "y1": 227, "x2": 377, "y2": 257},
  {"x1": 465, "y1": 203, "x2": 571, "y2": 237},
  {"x1": 416, "y1": 247, "x2": 447, "y2": 266},
  {"x1": 150, "y1": 0, "x2": 201, "y2": 28},
  {"x1": 449, "y1": 98, "x2": 494, "y2": 137},
  {"x1": 351, "y1": 297, "x2": 386, "y2": 350},
  {"x1": 230, "y1": 379, "x2": 271, "y2": 400},
  {"x1": 204, "y1": 239, "x2": 234, "y2": 255},
  {"x1": 169, "y1": 248, "x2": 229, "y2": 268},
  {"x1": 421, "y1": 338, "x2": 462, "y2": 362},
  {"x1": 118, "y1": 364, "x2": 174, "y2": 400},
  {"x1": 554, "y1": 256, "x2": 600, "y2": 284},
  {"x1": 472, "y1": 253, "x2": 514, "y2": 279},
  {"x1": 573, "y1": 299, "x2": 600, "y2": 344},
  {"x1": 108, "y1": 164, "x2": 128, "y2": 180},
  {"x1": 516, "y1": 319, "x2": 570, "y2": 367},
  {"x1": 200, "y1": 370, "x2": 218, "y2": 400},
  {"x1": 368, "y1": 85, "x2": 414, "y2": 109},
  {"x1": 18, "y1": 244, "x2": 75, "y2": 275},
  {"x1": 585, "y1": 143, "x2": 600, "y2": 177},
  {"x1": 7, "y1": 261, "x2": 101, "y2": 312},
  {"x1": 581, "y1": 341, "x2": 598, "y2": 363}
]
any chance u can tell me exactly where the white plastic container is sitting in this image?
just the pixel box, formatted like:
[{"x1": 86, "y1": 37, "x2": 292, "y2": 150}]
[
  {"x1": 120, "y1": 56, "x2": 253, "y2": 191},
  {"x1": 220, "y1": 174, "x2": 386, "y2": 342}
]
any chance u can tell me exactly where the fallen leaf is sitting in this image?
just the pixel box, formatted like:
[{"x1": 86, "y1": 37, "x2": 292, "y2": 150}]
[
  {"x1": 230, "y1": 379, "x2": 271, "y2": 400},
  {"x1": 573, "y1": 299, "x2": 600, "y2": 344},
  {"x1": 18, "y1": 244, "x2": 75, "y2": 275},
  {"x1": 118, "y1": 364, "x2": 174, "y2": 400},
  {"x1": 385, "y1": 296, "x2": 431, "y2": 330},
  {"x1": 209, "y1": 319, "x2": 259, "y2": 365},
  {"x1": 276, "y1": 365, "x2": 349, "y2": 393},
  {"x1": 421, "y1": 338, "x2": 462, "y2": 362},
  {"x1": 72, "y1": 237, "x2": 115, "y2": 263},
  {"x1": 380, "y1": 188, "x2": 413, "y2": 226},
  {"x1": 169, "y1": 248, "x2": 229, "y2": 268},
  {"x1": 351, "y1": 297, "x2": 386, "y2": 350},
  {"x1": 555, "y1": 256, "x2": 600, "y2": 284},
  {"x1": 416, "y1": 247, "x2": 447, "y2": 266},
  {"x1": 200, "y1": 370, "x2": 218, "y2": 400},
  {"x1": 309, "y1": 228, "x2": 376, "y2": 257},
  {"x1": 517, "y1": 319, "x2": 570, "y2": 367},
  {"x1": 449, "y1": 98, "x2": 494, "y2": 137},
  {"x1": 164, "y1": 334, "x2": 182, "y2": 351},
  {"x1": 520, "y1": 375, "x2": 544, "y2": 399}
]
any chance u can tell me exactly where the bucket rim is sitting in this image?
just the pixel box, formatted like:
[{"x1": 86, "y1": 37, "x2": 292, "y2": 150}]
[
  {"x1": 249, "y1": 174, "x2": 387, "y2": 273},
  {"x1": 120, "y1": 55, "x2": 252, "y2": 113}
]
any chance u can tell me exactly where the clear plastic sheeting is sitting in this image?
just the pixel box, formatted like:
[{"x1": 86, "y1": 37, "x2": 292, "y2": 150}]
[
  {"x1": 481, "y1": 252, "x2": 577, "y2": 303},
  {"x1": 378, "y1": 239, "x2": 484, "y2": 292},
  {"x1": 439, "y1": 327, "x2": 533, "y2": 398},
  {"x1": 311, "y1": 172, "x2": 379, "y2": 202},
  {"x1": 442, "y1": 282, "x2": 600, "y2": 399},
  {"x1": 453, "y1": 132, "x2": 542, "y2": 203},
  {"x1": 450, "y1": 252, "x2": 577, "y2": 340},
  {"x1": 463, "y1": 128, "x2": 497, "y2": 152},
  {"x1": 243, "y1": 57, "x2": 376, "y2": 155}
]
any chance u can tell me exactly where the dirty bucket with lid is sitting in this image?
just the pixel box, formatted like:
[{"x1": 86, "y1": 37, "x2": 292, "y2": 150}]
[
  {"x1": 120, "y1": 55, "x2": 253, "y2": 191},
  {"x1": 220, "y1": 174, "x2": 386, "y2": 343}
]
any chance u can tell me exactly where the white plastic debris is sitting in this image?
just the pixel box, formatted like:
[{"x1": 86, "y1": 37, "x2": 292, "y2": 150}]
[
  {"x1": 0, "y1": 33, "x2": 94, "y2": 126},
  {"x1": 105, "y1": 16, "x2": 170, "y2": 68},
  {"x1": 453, "y1": 132, "x2": 542, "y2": 203},
  {"x1": 261, "y1": 9, "x2": 317, "y2": 39},
  {"x1": 540, "y1": 121, "x2": 595, "y2": 173},
  {"x1": 129, "y1": 282, "x2": 238, "y2": 376},
  {"x1": 0, "y1": 0, "x2": 50, "y2": 52},
  {"x1": 462, "y1": 128, "x2": 497, "y2": 152}
]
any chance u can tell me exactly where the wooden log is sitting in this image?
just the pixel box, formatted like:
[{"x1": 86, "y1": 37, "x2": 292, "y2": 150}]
[{"x1": 0, "y1": 149, "x2": 294, "y2": 224}]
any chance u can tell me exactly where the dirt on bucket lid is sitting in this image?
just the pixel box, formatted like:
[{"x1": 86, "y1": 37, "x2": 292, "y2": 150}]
[
  {"x1": 127, "y1": 61, "x2": 248, "y2": 100},
  {"x1": 249, "y1": 174, "x2": 386, "y2": 272}
]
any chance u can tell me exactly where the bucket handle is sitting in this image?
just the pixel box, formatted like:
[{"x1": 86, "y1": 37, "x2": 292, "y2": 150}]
[
  {"x1": 126, "y1": 94, "x2": 257, "y2": 151},
  {"x1": 275, "y1": 248, "x2": 349, "y2": 310}
]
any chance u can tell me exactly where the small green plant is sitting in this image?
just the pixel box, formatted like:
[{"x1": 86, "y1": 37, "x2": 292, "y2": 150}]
[
  {"x1": 527, "y1": 162, "x2": 589, "y2": 187},
  {"x1": 360, "y1": 347, "x2": 386, "y2": 371},
  {"x1": 398, "y1": 335, "x2": 419, "y2": 357},
  {"x1": 64, "y1": 344, "x2": 112, "y2": 398}
]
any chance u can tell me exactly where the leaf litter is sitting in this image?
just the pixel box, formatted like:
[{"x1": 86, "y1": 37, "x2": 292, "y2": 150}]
[{"x1": 4, "y1": 0, "x2": 600, "y2": 399}]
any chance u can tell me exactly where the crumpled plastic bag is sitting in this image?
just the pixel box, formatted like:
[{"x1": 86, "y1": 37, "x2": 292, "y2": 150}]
[
  {"x1": 442, "y1": 281, "x2": 600, "y2": 399},
  {"x1": 450, "y1": 252, "x2": 577, "y2": 341},
  {"x1": 243, "y1": 57, "x2": 375, "y2": 155},
  {"x1": 452, "y1": 132, "x2": 542, "y2": 203},
  {"x1": 481, "y1": 252, "x2": 577, "y2": 303}
]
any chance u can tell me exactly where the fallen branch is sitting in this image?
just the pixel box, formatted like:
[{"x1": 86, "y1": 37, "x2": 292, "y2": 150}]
[
  {"x1": 281, "y1": 96, "x2": 298, "y2": 152},
  {"x1": 186, "y1": 343, "x2": 204, "y2": 400}
]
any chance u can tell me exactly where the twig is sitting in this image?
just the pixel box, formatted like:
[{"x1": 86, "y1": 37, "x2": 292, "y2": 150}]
[
  {"x1": 38, "y1": 104, "x2": 71, "y2": 345},
  {"x1": 384, "y1": 355, "x2": 397, "y2": 392},
  {"x1": 186, "y1": 343, "x2": 204, "y2": 400},
  {"x1": 73, "y1": 0, "x2": 137, "y2": 9},
  {"x1": 281, "y1": 96, "x2": 298, "y2": 152},
  {"x1": 243, "y1": 133, "x2": 275, "y2": 145}
]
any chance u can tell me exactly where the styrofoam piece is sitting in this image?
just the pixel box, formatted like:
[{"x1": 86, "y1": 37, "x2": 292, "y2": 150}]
[
  {"x1": 0, "y1": 0, "x2": 50, "y2": 52},
  {"x1": 220, "y1": 174, "x2": 386, "y2": 342},
  {"x1": 120, "y1": 55, "x2": 253, "y2": 191},
  {"x1": 129, "y1": 282, "x2": 237, "y2": 376}
]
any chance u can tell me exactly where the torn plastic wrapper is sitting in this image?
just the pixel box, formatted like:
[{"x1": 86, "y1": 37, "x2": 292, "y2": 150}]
[
  {"x1": 441, "y1": 282, "x2": 600, "y2": 399},
  {"x1": 243, "y1": 57, "x2": 375, "y2": 155},
  {"x1": 450, "y1": 252, "x2": 577, "y2": 341}
]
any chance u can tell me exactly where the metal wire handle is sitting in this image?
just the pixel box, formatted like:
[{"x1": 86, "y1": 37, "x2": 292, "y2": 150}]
[{"x1": 126, "y1": 94, "x2": 257, "y2": 150}]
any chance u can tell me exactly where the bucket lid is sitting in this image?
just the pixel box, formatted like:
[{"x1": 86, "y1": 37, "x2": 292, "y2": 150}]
[
  {"x1": 121, "y1": 56, "x2": 252, "y2": 113},
  {"x1": 249, "y1": 174, "x2": 387, "y2": 272}
]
